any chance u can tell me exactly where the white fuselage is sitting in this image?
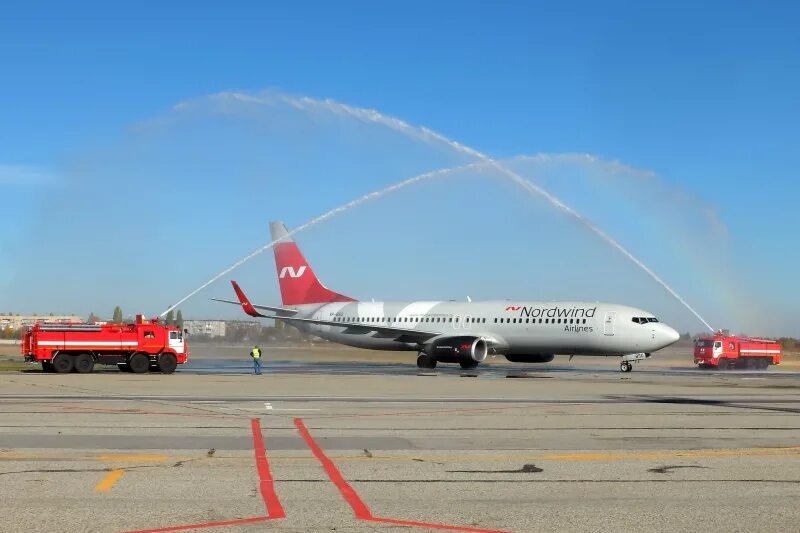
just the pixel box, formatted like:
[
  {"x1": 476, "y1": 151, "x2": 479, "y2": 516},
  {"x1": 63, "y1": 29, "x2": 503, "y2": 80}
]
[{"x1": 285, "y1": 300, "x2": 680, "y2": 356}]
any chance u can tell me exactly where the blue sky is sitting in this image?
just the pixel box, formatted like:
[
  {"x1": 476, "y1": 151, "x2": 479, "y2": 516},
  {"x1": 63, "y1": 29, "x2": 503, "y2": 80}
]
[{"x1": 1, "y1": 1, "x2": 798, "y2": 335}]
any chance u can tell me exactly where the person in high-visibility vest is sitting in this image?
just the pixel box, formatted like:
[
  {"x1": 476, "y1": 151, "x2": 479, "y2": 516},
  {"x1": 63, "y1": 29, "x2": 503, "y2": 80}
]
[{"x1": 250, "y1": 345, "x2": 262, "y2": 375}]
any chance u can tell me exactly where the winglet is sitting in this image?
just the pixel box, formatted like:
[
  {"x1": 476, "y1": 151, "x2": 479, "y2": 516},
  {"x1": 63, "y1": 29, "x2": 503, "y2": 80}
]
[{"x1": 231, "y1": 280, "x2": 267, "y2": 318}]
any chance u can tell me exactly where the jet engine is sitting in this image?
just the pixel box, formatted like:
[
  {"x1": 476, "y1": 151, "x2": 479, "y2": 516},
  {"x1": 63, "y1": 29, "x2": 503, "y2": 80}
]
[
  {"x1": 504, "y1": 354, "x2": 555, "y2": 363},
  {"x1": 426, "y1": 336, "x2": 488, "y2": 363}
]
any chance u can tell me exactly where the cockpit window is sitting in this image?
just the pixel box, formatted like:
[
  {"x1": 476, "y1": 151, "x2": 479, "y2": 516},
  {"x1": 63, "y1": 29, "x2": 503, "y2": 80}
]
[
  {"x1": 647, "y1": 317, "x2": 659, "y2": 323},
  {"x1": 632, "y1": 316, "x2": 659, "y2": 324}
]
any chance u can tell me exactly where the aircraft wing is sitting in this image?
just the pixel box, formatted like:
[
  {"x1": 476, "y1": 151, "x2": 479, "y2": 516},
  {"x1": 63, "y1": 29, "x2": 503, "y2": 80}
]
[
  {"x1": 211, "y1": 298, "x2": 299, "y2": 316},
  {"x1": 224, "y1": 280, "x2": 440, "y2": 343},
  {"x1": 211, "y1": 281, "x2": 299, "y2": 316}
]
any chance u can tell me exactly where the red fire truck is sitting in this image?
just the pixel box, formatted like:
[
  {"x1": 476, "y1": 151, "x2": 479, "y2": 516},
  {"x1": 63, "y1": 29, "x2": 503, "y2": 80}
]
[
  {"x1": 694, "y1": 333, "x2": 781, "y2": 370},
  {"x1": 22, "y1": 315, "x2": 189, "y2": 374}
]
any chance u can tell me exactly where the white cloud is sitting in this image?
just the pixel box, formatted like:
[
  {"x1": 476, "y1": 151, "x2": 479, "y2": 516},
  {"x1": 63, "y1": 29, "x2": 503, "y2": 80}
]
[{"x1": 0, "y1": 164, "x2": 59, "y2": 186}]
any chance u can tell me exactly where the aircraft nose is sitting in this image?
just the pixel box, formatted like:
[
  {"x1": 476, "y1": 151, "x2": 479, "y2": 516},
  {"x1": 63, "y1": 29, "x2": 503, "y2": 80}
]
[{"x1": 663, "y1": 325, "x2": 680, "y2": 345}]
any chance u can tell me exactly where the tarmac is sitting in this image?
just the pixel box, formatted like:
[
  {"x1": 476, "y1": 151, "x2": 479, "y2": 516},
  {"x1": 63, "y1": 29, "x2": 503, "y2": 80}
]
[{"x1": 1, "y1": 345, "x2": 799, "y2": 532}]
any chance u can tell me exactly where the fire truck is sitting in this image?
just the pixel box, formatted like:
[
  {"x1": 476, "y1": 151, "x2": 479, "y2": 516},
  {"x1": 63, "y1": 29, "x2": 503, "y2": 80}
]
[
  {"x1": 694, "y1": 333, "x2": 781, "y2": 370},
  {"x1": 21, "y1": 315, "x2": 189, "y2": 374}
]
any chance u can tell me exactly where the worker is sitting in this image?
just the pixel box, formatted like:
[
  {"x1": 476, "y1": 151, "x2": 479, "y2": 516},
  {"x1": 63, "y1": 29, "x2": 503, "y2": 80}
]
[{"x1": 250, "y1": 345, "x2": 262, "y2": 375}]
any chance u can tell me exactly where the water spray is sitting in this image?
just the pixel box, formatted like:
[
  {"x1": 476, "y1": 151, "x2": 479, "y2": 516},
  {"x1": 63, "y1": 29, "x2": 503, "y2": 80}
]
[
  {"x1": 273, "y1": 93, "x2": 715, "y2": 332},
  {"x1": 159, "y1": 161, "x2": 484, "y2": 317},
  {"x1": 163, "y1": 91, "x2": 715, "y2": 332}
]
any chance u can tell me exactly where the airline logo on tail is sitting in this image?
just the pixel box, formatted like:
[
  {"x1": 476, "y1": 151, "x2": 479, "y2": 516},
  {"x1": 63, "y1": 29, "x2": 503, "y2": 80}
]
[{"x1": 279, "y1": 266, "x2": 307, "y2": 279}]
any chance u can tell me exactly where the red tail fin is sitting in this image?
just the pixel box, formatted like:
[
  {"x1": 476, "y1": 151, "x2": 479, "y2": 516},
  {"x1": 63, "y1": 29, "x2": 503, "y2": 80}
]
[{"x1": 270, "y1": 222, "x2": 355, "y2": 306}]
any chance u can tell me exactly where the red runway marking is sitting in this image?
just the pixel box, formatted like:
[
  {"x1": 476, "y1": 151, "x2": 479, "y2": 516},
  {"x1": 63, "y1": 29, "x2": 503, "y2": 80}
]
[
  {"x1": 294, "y1": 418, "x2": 512, "y2": 533},
  {"x1": 121, "y1": 418, "x2": 283, "y2": 533},
  {"x1": 250, "y1": 417, "x2": 286, "y2": 518}
]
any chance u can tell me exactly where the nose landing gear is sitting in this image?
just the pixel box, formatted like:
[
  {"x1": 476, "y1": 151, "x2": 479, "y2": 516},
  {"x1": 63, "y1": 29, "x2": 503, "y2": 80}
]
[{"x1": 619, "y1": 352, "x2": 650, "y2": 372}]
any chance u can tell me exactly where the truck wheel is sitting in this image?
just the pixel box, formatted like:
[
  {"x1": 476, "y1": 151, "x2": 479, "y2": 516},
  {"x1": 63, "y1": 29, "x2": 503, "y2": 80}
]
[
  {"x1": 74, "y1": 353, "x2": 94, "y2": 374},
  {"x1": 52, "y1": 353, "x2": 74, "y2": 374},
  {"x1": 42, "y1": 361, "x2": 55, "y2": 373},
  {"x1": 158, "y1": 353, "x2": 178, "y2": 374},
  {"x1": 128, "y1": 353, "x2": 150, "y2": 374}
]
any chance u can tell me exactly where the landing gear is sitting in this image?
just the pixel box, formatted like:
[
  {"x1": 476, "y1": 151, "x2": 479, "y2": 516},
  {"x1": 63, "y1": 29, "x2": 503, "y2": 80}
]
[
  {"x1": 416, "y1": 352, "x2": 437, "y2": 370},
  {"x1": 619, "y1": 352, "x2": 649, "y2": 372}
]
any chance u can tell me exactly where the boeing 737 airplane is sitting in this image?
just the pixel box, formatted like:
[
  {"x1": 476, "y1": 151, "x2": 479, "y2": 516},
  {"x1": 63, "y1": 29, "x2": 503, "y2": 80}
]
[{"x1": 214, "y1": 222, "x2": 680, "y2": 372}]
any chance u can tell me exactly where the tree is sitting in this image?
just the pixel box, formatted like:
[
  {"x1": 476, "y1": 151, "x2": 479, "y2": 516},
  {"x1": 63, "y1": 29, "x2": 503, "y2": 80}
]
[
  {"x1": 112, "y1": 306, "x2": 123, "y2": 324},
  {"x1": 87, "y1": 312, "x2": 100, "y2": 323},
  {"x1": 176, "y1": 310, "x2": 184, "y2": 331},
  {"x1": 165, "y1": 310, "x2": 175, "y2": 326}
]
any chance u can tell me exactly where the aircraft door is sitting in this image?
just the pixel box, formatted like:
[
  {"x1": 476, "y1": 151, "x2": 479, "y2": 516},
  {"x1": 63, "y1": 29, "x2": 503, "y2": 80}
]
[{"x1": 603, "y1": 312, "x2": 616, "y2": 336}]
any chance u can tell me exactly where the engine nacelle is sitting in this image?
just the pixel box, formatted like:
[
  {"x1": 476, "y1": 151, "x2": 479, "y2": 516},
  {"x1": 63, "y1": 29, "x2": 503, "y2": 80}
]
[
  {"x1": 426, "y1": 336, "x2": 488, "y2": 363},
  {"x1": 504, "y1": 354, "x2": 555, "y2": 363}
]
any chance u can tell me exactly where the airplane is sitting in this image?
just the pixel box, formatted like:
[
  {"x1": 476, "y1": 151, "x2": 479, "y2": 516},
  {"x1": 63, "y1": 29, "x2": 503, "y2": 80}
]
[{"x1": 214, "y1": 221, "x2": 681, "y2": 372}]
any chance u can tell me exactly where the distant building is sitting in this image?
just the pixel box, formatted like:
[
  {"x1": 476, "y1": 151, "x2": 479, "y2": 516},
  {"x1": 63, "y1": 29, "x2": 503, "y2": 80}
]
[
  {"x1": 184, "y1": 320, "x2": 228, "y2": 338},
  {"x1": 0, "y1": 315, "x2": 82, "y2": 330},
  {"x1": 184, "y1": 319, "x2": 262, "y2": 339}
]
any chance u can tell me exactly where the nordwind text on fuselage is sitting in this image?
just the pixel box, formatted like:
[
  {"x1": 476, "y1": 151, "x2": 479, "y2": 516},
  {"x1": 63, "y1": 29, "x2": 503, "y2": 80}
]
[{"x1": 506, "y1": 305, "x2": 597, "y2": 333}]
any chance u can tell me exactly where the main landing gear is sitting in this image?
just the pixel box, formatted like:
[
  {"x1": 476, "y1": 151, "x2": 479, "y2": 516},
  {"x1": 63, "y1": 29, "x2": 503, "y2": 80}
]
[
  {"x1": 620, "y1": 361, "x2": 633, "y2": 373},
  {"x1": 416, "y1": 352, "x2": 437, "y2": 370}
]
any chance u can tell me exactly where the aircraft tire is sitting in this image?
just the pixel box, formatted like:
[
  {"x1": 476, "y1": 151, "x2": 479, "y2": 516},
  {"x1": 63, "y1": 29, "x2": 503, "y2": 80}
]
[
  {"x1": 620, "y1": 362, "x2": 632, "y2": 372},
  {"x1": 417, "y1": 352, "x2": 437, "y2": 370}
]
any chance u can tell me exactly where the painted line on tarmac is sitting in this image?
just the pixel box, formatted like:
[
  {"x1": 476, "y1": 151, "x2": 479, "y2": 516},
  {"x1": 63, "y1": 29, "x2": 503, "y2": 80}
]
[
  {"x1": 294, "y1": 418, "x2": 512, "y2": 533},
  {"x1": 95, "y1": 469, "x2": 125, "y2": 492},
  {"x1": 543, "y1": 446, "x2": 800, "y2": 462},
  {"x1": 250, "y1": 417, "x2": 286, "y2": 518},
  {"x1": 121, "y1": 418, "x2": 284, "y2": 533},
  {"x1": 96, "y1": 454, "x2": 168, "y2": 463}
]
